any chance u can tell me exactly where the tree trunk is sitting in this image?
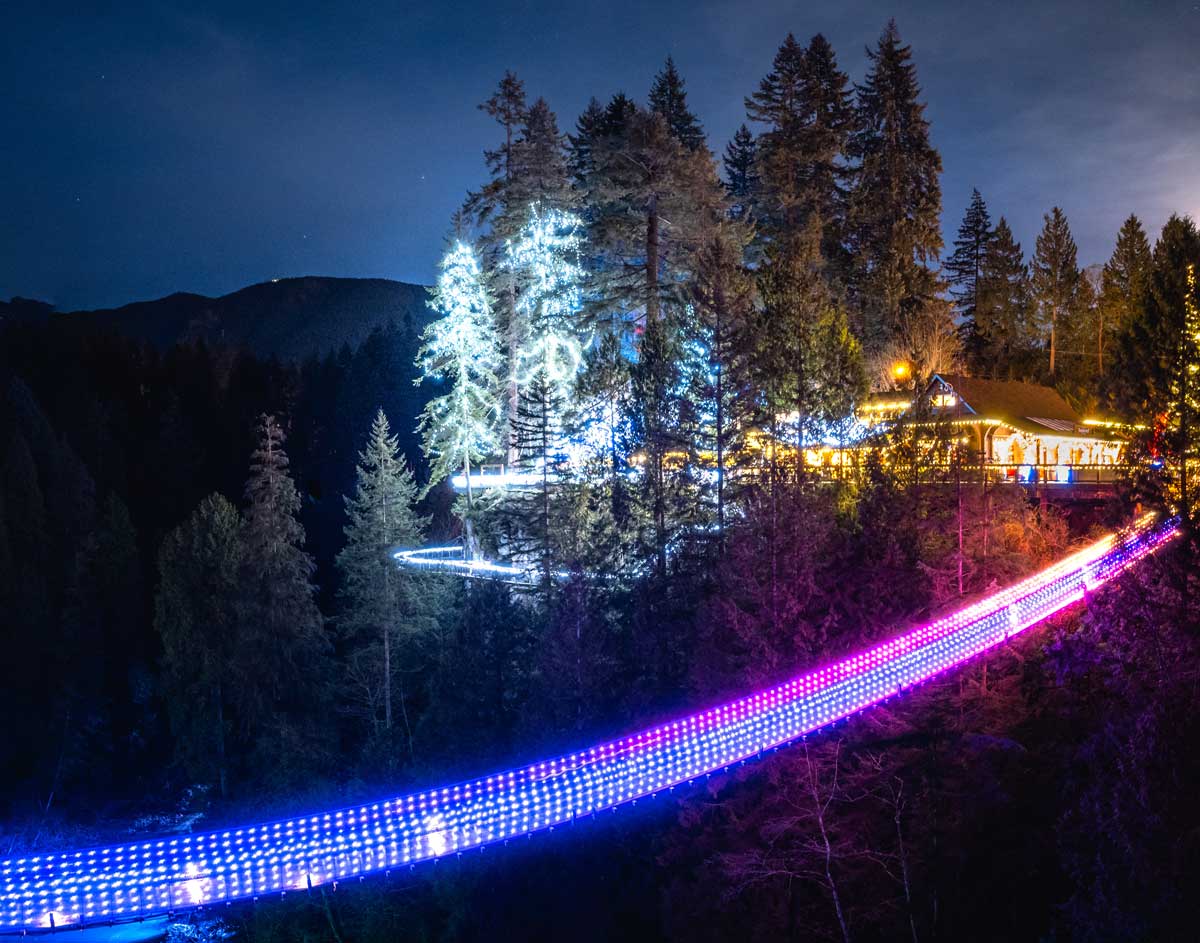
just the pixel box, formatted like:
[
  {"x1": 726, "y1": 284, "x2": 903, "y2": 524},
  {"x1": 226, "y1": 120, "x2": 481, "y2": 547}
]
[
  {"x1": 645, "y1": 193, "x2": 660, "y2": 322},
  {"x1": 1049, "y1": 306, "x2": 1057, "y2": 374},
  {"x1": 383, "y1": 621, "x2": 392, "y2": 733}
]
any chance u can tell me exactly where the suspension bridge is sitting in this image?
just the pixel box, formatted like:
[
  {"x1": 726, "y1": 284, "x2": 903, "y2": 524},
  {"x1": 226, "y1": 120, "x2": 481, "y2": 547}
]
[{"x1": 0, "y1": 515, "x2": 1180, "y2": 935}]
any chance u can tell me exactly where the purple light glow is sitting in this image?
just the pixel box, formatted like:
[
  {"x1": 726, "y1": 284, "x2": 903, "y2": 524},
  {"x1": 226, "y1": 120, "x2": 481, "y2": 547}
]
[{"x1": 0, "y1": 516, "x2": 1179, "y2": 933}]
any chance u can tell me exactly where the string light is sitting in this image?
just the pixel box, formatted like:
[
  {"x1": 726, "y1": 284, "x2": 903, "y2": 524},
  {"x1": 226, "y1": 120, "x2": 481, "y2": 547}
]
[{"x1": 0, "y1": 516, "x2": 1178, "y2": 932}]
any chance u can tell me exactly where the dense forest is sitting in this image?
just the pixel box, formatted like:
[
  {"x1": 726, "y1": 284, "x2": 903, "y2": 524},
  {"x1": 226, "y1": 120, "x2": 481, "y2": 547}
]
[{"x1": 2, "y1": 20, "x2": 1200, "y2": 942}]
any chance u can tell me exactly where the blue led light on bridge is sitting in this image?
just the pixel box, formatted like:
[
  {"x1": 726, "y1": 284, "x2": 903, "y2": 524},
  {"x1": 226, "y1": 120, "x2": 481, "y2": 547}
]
[{"x1": 0, "y1": 516, "x2": 1179, "y2": 934}]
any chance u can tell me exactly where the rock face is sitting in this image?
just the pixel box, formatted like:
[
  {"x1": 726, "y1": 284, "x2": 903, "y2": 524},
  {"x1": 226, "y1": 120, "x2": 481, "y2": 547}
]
[{"x1": 20, "y1": 276, "x2": 432, "y2": 362}]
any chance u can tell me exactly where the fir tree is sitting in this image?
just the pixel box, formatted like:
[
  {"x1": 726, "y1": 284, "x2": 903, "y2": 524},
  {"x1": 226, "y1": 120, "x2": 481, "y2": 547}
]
[
  {"x1": 337, "y1": 409, "x2": 427, "y2": 754},
  {"x1": 722, "y1": 124, "x2": 758, "y2": 217},
  {"x1": 847, "y1": 20, "x2": 944, "y2": 349},
  {"x1": 755, "y1": 225, "x2": 866, "y2": 484},
  {"x1": 510, "y1": 98, "x2": 575, "y2": 214},
  {"x1": 506, "y1": 202, "x2": 587, "y2": 408},
  {"x1": 471, "y1": 71, "x2": 528, "y2": 229},
  {"x1": 588, "y1": 102, "x2": 725, "y2": 325},
  {"x1": 506, "y1": 370, "x2": 571, "y2": 588},
  {"x1": 1100, "y1": 214, "x2": 1153, "y2": 375},
  {"x1": 1030, "y1": 206, "x2": 1080, "y2": 375},
  {"x1": 973, "y1": 217, "x2": 1032, "y2": 378},
  {"x1": 746, "y1": 33, "x2": 853, "y2": 268},
  {"x1": 691, "y1": 228, "x2": 756, "y2": 542},
  {"x1": 947, "y1": 189, "x2": 993, "y2": 322},
  {"x1": 649, "y1": 56, "x2": 706, "y2": 151},
  {"x1": 156, "y1": 493, "x2": 243, "y2": 796},
  {"x1": 1171, "y1": 263, "x2": 1200, "y2": 519},
  {"x1": 568, "y1": 97, "x2": 606, "y2": 188},
  {"x1": 238, "y1": 414, "x2": 329, "y2": 773},
  {"x1": 573, "y1": 331, "x2": 633, "y2": 492},
  {"x1": 630, "y1": 311, "x2": 694, "y2": 578},
  {"x1": 1107, "y1": 214, "x2": 1200, "y2": 421},
  {"x1": 417, "y1": 240, "x2": 503, "y2": 501},
  {"x1": 745, "y1": 33, "x2": 806, "y2": 233}
]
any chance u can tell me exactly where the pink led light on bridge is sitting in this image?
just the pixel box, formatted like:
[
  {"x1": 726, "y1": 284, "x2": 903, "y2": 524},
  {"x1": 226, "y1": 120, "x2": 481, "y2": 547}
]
[{"x1": 0, "y1": 516, "x2": 1179, "y2": 933}]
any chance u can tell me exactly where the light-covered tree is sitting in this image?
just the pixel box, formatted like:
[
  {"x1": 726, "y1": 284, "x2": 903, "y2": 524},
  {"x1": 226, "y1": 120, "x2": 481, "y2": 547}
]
[
  {"x1": 337, "y1": 409, "x2": 428, "y2": 755},
  {"x1": 417, "y1": 240, "x2": 503, "y2": 502},
  {"x1": 507, "y1": 202, "x2": 587, "y2": 406}
]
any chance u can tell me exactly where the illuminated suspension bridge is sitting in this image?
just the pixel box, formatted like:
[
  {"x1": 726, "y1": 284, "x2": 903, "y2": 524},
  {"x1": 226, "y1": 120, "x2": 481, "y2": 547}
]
[{"x1": 0, "y1": 516, "x2": 1180, "y2": 934}]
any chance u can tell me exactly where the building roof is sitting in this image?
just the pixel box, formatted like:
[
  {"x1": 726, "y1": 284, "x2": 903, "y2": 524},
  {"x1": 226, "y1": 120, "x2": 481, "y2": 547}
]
[{"x1": 929, "y1": 374, "x2": 1092, "y2": 436}]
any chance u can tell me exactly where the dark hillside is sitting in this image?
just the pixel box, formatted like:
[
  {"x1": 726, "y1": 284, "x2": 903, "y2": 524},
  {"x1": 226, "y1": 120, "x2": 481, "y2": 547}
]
[{"x1": 46, "y1": 276, "x2": 431, "y2": 362}]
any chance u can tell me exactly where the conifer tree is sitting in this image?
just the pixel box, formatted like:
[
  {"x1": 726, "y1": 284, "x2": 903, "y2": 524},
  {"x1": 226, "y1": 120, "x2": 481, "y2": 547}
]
[
  {"x1": 630, "y1": 312, "x2": 694, "y2": 578},
  {"x1": 947, "y1": 189, "x2": 992, "y2": 322},
  {"x1": 847, "y1": 20, "x2": 943, "y2": 349},
  {"x1": 568, "y1": 97, "x2": 606, "y2": 188},
  {"x1": 238, "y1": 414, "x2": 329, "y2": 767},
  {"x1": 417, "y1": 240, "x2": 503, "y2": 502},
  {"x1": 588, "y1": 102, "x2": 725, "y2": 325},
  {"x1": 1107, "y1": 214, "x2": 1200, "y2": 421},
  {"x1": 469, "y1": 71, "x2": 529, "y2": 232},
  {"x1": 510, "y1": 98, "x2": 575, "y2": 213},
  {"x1": 1030, "y1": 206, "x2": 1080, "y2": 375},
  {"x1": 337, "y1": 409, "x2": 427, "y2": 752},
  {"x1": 573, "y1": 331, "x2": 633, "y2": 492},
  {"x1": 691, "y1": 228, "x2": 756, "y2": 541},
  {"x1": 507, "y1": 202, "x2": 587, "y2": 407},
  {"x1": 746, "y1": 33, "x2": 853, "y2": 267},
  {"x1": 1100, "y1": 214, "x2": 1153, "y2": 374},
  {"x1": 156, "y1": 493, "x2": 243, "y2": 796},
  {"x1": 722, "y1": 124, "x2": 758, "y2": 217},
  {"x1": 973, "y1": 217, "x2": 1032, "y2": 377},
  {"x1": 745, "y1": 33, "x2": 806, "y2": 233},
  {"x1": 507, "y1": 370, "x2": 571, "y2": 587},
  {"x1": 649, "y1": 56, "x2": 706, "y2": 151},
  {"x1": 755, "y1": 225, "x2": 866, "y2": 483}
]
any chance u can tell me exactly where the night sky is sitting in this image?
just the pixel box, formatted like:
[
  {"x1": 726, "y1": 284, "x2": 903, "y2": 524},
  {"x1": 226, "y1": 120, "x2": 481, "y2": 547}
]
[{"x1": 3, "y1": 0, "x2": 1198, "y2": 311}]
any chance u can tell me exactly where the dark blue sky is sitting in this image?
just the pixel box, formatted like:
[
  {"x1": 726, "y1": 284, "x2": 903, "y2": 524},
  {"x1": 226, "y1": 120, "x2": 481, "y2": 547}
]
[{"x1": 3, "y1": 0, "x2": 1198, "y2": 310}]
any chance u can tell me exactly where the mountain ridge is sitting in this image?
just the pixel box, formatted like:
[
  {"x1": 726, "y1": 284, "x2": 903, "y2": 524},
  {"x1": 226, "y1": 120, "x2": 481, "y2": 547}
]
[{"x1": 2, "y1": 275, "x2": 434, "y2": 362}]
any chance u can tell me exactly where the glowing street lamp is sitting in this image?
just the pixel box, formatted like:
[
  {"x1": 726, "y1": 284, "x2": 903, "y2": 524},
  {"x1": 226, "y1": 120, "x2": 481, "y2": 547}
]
[{"x1": 891, "y1": 360, "x2": 911, "y2": 383}]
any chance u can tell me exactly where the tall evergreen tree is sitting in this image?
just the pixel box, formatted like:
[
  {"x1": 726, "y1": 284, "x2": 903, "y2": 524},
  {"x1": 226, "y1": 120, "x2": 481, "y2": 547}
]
[
  {"x1": 1100, "y1": 214, "x2": 1153, "y2": 375},
  {"x1": 756, "y1": 225, "x2": 866, "y2": 484},
  {"x1": 509, "y1": 98, "x2": 575, "y2": 213},
  {"x1": 745, "y1": 33, "x2": 806, "y2": 234},
  {"x1": 946, "y1": 189, "x2": 992, "y2": 322},
  {"x1": 649, "y1": 56, "x2": 706, "y2": 151},
  {"x1": 568, "y1": 97, "x2": 606, "y2": 188},
  {"x1": 972, "y1": 217, "x2": 1032, "y2": 378},
  {"x1": 238, "y1": 414, "x2": 329, "y2": 773},
  {"x1": 630, "y1": 311, "x2": 695, "y2": 579},
  {"x1": 722, "y1": 124, "x2": 759, "y2": 218},
  {"x1": 690, "y1": 228, "x2": 756, "y2": 542},
  {"x1": 588, "y1": 101, "x2": 725, "y2": 326},
  {"x1": 469, "y1": 71, "x2": 529, "y2": 232},
  {"x1": 1107, "y1": 214, "x2": 1200, "y2": 421},
  {"x1": 746, "y1": 33, "x2": 853, "y2": 269},
  {"x1": 156, "y1": 493, "x2": 243, "y2": 796},
  {"x1": 337, "y1": 409, "x2": 427, "y2": 753},
  {"x1": 1030, "y1": 206, "x2": 1080, "y2": 375},
  {"x1": 417, "y1": 240, "x2": 503, "y2": 500},
  {"x1": 507, "y1": 203, "x2": 587, "y2": 408},
  {"x1": 847, "y1": 20, "x2": 944, "y2": 350}
]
